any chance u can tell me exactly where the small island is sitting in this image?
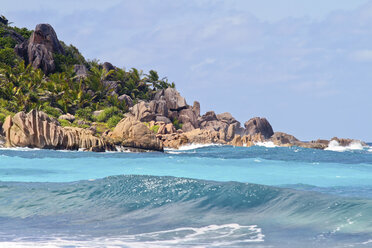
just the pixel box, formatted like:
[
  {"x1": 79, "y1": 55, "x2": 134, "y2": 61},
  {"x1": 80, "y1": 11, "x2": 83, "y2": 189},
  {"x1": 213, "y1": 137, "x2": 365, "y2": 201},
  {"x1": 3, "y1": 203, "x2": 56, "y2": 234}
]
[{"x1": 0, "y1": 17, "x2": 365, "y2": 152}]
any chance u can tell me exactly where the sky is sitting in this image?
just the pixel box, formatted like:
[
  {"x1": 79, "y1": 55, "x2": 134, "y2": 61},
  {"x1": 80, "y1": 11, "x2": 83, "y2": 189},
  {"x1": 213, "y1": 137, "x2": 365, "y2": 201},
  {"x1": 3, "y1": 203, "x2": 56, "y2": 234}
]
[{"x1": 2, "y1": 0, "x2": 372, "y2": 141}]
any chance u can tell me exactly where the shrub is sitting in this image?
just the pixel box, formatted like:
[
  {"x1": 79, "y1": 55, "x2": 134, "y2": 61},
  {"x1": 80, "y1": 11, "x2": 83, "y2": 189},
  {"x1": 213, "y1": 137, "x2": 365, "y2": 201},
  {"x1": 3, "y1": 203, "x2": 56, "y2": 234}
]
[
  {"x1": 0, "y1": 36, "x2": 16, "y2": 49},
  {"x1": 0, "y1": 48, "x2": 18, "y2": 66},
  {"x1": 172, "y1": 117, "x2": 182, "y2": 130},
  {"x1": 58, "y1": 118, "x2": 71, "y2": 127},
  {"x1": 75, "y1": 107, "x2": 93, "y2": 121},
  {"x1": 42, "y1": 105, "x2": 61, "y2": 118},
  {"x1": 150, "y1": 125, "x2": 160, "y2": 134},
  {"x1": 0, "y1": 113, "x2": 6, "y2": 124},
  {"x1": 107, "y1": 115, "x2": 122, "y2": 128},
  {"x1": 95, "y1": 107, "x2": 122, "y2": 123}
]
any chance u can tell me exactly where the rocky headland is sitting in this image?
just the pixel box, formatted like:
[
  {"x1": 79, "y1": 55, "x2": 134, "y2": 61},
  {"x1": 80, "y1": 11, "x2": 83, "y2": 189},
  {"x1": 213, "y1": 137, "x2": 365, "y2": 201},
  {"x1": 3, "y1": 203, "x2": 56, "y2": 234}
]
[{"x1": 0, "y1": 21, "x2": 366, "y2": 152}]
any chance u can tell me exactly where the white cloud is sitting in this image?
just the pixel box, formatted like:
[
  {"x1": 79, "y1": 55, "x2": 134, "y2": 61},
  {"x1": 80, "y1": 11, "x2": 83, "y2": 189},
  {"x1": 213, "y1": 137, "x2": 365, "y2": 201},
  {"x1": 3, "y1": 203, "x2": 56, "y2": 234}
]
[{"x1": 350, "y1": 50, "x2": 372, "y2": 62}]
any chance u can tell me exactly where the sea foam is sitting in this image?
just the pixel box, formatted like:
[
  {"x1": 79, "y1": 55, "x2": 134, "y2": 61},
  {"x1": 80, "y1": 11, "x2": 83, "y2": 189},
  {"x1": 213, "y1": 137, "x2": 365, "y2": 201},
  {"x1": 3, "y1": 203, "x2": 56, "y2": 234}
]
[
  {"x1": 255, "y1": 141, "x2": 277, "y2": 148},
  {"x1": 0, "y1": 224, "x2": 264, "y2": 248},
  {"x1": 325, "y1": 140, "x2": 364, "y2": 152}
]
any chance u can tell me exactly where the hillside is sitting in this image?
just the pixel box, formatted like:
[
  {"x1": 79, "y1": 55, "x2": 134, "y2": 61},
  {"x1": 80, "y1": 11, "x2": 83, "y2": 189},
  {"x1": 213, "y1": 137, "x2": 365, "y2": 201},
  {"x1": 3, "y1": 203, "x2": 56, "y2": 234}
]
[{"x1": 0, "y1": 16, "x2": 174, "y2": 132}]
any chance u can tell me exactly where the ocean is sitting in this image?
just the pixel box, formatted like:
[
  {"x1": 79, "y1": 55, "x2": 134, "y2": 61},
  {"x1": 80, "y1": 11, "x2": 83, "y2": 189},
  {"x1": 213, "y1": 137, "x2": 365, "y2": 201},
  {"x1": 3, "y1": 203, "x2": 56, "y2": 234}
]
[{"x1": 0, "y1": 142, "x2": 371, "y2": 247}]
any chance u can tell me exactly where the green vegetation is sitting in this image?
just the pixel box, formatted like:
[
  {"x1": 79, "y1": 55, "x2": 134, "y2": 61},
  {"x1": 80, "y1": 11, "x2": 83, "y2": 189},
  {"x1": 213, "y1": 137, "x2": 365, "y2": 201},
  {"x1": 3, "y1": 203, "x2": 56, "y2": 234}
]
[
  {"x1": 75, "y1": 107, "x2": 93, "y2": 121},
  {"x1": 95, "y1": 107, "x2": 122, "y2": 122},
  {"x1": 42, "y1": 105, "x2": 61, "y2": 118},
  {"x1": 0, "y1": 16, "x2": 176, "y2": 132},
  {"x1": 107, "y1": 115, "x2": 122, "y2": 128},
  {"x1": 150, "y1": 124, "x2": 160, "y2": 134},
  {"x1": 172, "y1": 117, "x2": 182, "y2": 130}
]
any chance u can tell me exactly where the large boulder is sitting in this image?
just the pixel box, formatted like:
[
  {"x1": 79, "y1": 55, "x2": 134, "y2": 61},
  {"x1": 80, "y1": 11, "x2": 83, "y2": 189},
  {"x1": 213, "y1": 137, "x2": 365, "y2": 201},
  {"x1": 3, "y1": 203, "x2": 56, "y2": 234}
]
[
  {"x1": 130, "y1": 101, "x2": 156, "y2": 122},
  {"x1": 229, "y1": 134, "x2": 265, "y2": 147},
  {"x1": 179, "y1": 108, "x2": 198, "y2": 130},
  {"x1": 270, "y1": 132, "x2": 299, "y2": 146},
  {"x1": 15, "y1": 24, "x2": 64, "y2": 74},
  {"x1": 149, "y1": 100, "x2": 168, "y2": 117},
  {"x1": 102, "y1": 81, "x2": 119, "y2": 96},
  {"x1": 199, "y1": 111, "x2": 228, "y2": 132},
  {"x1": 154, "y1": 88, "x2": 187, "y2": 111},
  {"x1": 74, "y1": 64, "x2": 89, "y2": 79},
  {"x1": 110, "y1": 116, "x2": 163, "y2": 151},
  {"x1": 244, "y1": 117, "x2": 274, "y2": 139},
  {"x1": 2, "y1": 110, "x2": 108, "y2": 151},
  {"x1": 118, "y1": 94, "x2": 134, "y2": 108},
  {"x1": 330, "y1": 137, "x2": 367, "y2": 147},
  {"x1": 193, "y1": 101, "x2": 200, "y2": 117}
]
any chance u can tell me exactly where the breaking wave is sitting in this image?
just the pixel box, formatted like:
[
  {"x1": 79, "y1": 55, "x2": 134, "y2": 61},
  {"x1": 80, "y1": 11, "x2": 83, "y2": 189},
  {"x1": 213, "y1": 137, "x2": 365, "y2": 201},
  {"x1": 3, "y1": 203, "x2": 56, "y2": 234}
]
[{"x1": 325, "y1": 140, "x2": 365, "y2": 152}]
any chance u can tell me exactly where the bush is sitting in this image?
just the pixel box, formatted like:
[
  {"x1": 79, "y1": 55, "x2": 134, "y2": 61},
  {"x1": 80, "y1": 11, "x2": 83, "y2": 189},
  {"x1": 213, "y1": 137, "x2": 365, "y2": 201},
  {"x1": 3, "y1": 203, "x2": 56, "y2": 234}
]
[
  {"x1": 150, "y1": 125, "x2": 160, "y2": 134},
  {"x1": 172, "y1": 117, "x2": 182, "y2": 130},
  {"x1": 42, "y1": 105, "x2": 61, "y2": 118},
  {"x1": 54, "y1": 42, "x2": 86, "y2": 72},
  {"x1": 58, "y1": 118, "x2": 71, "y2": 127},
  {"x1": 107, "y1": 115, "x2": 122, "y2": 128},
  {"x1": 75, "y1": 107, "x2": 93, "y2": 121},
  {"x1": 95, "y1": 107, "x2": 122, "y2": 123},
  {"x1": 0, "y1": 113, "x2": 6, "y2": 124},
  {"x1": 0, "y1": 36, "x2": 16, "y2": 49},
  {"x1": 0, "y1": 48, "x2": 18, "y2": 66}
]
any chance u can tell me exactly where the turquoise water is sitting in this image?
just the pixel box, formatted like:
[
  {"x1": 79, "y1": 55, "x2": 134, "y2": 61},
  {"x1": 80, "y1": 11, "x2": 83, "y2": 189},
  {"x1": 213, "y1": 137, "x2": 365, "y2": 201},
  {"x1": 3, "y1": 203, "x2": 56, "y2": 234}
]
[{"x1": 0, "y1": 144, "x2": 372, "y2": 247}]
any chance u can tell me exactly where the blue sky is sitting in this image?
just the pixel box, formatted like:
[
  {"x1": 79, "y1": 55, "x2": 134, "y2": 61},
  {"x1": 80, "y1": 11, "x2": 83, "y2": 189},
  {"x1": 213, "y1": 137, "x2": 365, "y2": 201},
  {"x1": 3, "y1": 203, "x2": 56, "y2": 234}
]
[{"x1": 3, "y1": 0, "x2": 372, "y2": 141}]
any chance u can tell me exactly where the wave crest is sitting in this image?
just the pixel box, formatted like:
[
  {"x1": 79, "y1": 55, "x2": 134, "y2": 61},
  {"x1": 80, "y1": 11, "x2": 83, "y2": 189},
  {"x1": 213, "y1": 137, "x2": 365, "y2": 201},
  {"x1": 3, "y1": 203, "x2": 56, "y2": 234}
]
[{"x1": 325, "y1": 140, "x2": 365, "y2": 152}]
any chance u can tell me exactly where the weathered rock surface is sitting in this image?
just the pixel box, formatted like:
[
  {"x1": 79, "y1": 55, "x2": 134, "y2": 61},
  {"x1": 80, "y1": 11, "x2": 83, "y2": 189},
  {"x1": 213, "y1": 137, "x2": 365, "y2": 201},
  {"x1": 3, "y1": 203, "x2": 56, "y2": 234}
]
[
  {"x1": 270, "y1": 132, "x2": 299, "y2": 146},
  {"x1": 193, "y1": 101, "x2": 200, "y2": 117},
  {"x1": 154, "y1": 88, "x2": 187, "y2": 111},
  {"x1": 109, "y1": 116, "x2": 163, "y2": 151},
  {"x1": 330, "y1": 137, "x2": 367, "y2": 147},
  {"x1": 131, "y1": 101, "x2": 156, "y2": 122},
  {"x1": 2, "y1": 110, "x2": 108, "y2": 151},
  {"x1": 179, "y1": 108, "x2": 198, "y2": 130},
  {"x1": 229, "y1": 134, "x2": 265, "y2": 147},
  {"x1": 74, "y1": 64, "x2": 89, "y2": 79},
  {"x1": 118, "y1": 94, "x2": 134, "y2": 107},
  {"x1": 102, "y1": 62, "x2": 115, "y2": 72},
  {"x1": 59, "y1": 113, "x2": 75, "y2": 122},
  {"x1": 15, "y1": 24, "x2": 64, "y2": 74},
  {"x1": 244, "y1": 117, "x2": 274, "y2": 139},
  {"x1": 199, "y1": 111, "x2": 227, "y2": 131},
  {"x1": 102, "y1": 81, "x2": 119, "y2": 96}
]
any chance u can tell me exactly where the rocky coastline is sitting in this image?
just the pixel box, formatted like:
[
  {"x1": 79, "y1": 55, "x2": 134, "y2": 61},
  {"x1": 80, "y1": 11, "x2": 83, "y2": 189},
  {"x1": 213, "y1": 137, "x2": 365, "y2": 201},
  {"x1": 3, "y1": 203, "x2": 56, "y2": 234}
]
[
  {"x1": 0, "y1": 87, "x2": 365, "y2": 152},
  {"x1": 0, "y1": 22, "x2": 365, "y2": 152}
]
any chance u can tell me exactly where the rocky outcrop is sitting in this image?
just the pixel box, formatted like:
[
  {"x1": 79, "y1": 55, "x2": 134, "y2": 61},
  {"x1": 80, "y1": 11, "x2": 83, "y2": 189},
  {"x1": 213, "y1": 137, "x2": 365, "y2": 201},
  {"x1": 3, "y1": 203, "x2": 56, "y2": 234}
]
[
  {"x1": 270, "y1": 132, "x2": 299, "y2": 146},
  {"x1": 109, "y1": 116, "x2": 163, "y2": 151},
  {"x1": 199, "y1": 111, "x2": 226, "y2": 131},
  {"x1": 154, "y1": 88, "x2": 187, "y2": 111},
  {"x1": 244, "y1": 117, "x2": 274, "y2": 139},
  {"x1": 330, "y1": 137, "x2": 367, "y2": 147},
  {"x1": 193, "y1": 101, "x2": 200, "y2": 117},
  {"x1": 158, "y1": 128, "x2": 226, "y2": 149},
  {"x1": 2, "y1": 110, "x2": 108, "y2": 151},
  {"x1": 74, "y1": 64, "x2": 89, "y2": 79},
  {"x1": 102, "y1": 81, "x2": 119, "y2": 96},
  {"x1": 131, "y1": 101, "x2": 156, "y2": 122},
  {"x1": 229, "y1": 134, "x2": 265, "y2": 147},
  {"x1": 59, "y1": 113, "x2": 75, "y2": 122},
  {"x1": 118, "y1": 94, "x2": 134, "y2": 107},
  {"x1": 15, "y1": 24, "x2": 64, "y2": 74},
  {"x1": 179, "y1": 108, "x2": 198, "y2": 131}
]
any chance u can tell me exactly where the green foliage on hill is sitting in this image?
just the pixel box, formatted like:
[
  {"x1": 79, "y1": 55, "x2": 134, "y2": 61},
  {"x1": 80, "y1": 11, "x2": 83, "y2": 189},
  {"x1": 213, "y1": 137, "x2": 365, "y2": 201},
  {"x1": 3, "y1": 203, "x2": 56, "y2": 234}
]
[{"x1": 0, "y1": 16, "x2": 176, "y2": 131}]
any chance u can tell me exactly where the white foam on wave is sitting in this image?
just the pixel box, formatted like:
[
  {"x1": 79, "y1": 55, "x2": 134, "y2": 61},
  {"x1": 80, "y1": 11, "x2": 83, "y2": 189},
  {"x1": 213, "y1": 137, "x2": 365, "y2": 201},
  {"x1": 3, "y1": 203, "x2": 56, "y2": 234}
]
[
  {"x1": 0, "y1": 147, "x2": 41, "y2": 151},
  {"x1": 165, "y1": 143, "x2": 221, "y2": 152},
  {"x1": 254, "y1": 141, "x2": 277, "y2": 148},
  {"x1": 325, "y1": 140, "x2": 364, "y2": 152},
  {"x1": 0, "y1": 223, "x2": 264, "y2": 248}
]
